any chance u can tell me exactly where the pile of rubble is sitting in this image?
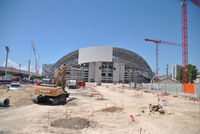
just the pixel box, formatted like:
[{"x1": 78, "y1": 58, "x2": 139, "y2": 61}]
[
  {"x1": 139, "y1": 104, "x2": 167, "y2": 115},
  {"x1": 149, "y1": 104, "x2": 165, "y2": 114}
]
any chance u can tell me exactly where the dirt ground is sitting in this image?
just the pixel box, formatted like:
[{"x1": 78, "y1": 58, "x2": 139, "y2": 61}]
[
  {"x1": 0, "y1": 85, "x2": 34, "y2": 107},
  {"x1": 0, "y1": 83, "x2": 199, "y2": 134}
]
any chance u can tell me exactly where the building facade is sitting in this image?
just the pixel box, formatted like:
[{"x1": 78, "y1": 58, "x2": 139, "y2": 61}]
[
  {"x1": 172, "y1": 64, "x2": 182, "y2": 80},
  {"x1": 42, "y1": 46, "x2": 153, "y2": 83}
]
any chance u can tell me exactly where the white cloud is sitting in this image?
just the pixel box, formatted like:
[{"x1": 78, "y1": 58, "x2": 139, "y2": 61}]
[
  {"x1": 6, "y1": 59, "x2": 19, "y2": 69},
  {"x1": 4, "y1": 59, "x2": 41, "y2": 74}
]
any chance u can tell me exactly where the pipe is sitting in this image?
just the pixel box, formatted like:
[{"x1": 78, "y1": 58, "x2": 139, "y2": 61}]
[{"x1": 0, "y1": 98, "x2": 10, "y2": 107}]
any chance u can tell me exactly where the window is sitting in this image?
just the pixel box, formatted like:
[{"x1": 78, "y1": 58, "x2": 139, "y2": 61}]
[
  {"x1": 102, "y1": 73, "x2": 106, "y2": 76},
  {"x1": 108, "y1": 73, "x2": 113, "y2": 77}
]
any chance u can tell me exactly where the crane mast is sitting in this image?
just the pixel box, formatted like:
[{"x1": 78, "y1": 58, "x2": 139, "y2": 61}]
[
  {"x1": 144, "y1": 0, "x2": 199, "y2": 83},
  {"x1": 181, "y1": 0, "x2": 188, "y2": 84},
  {"x1": 144, "y1": 39, "x2": 181, "y2": 82},
  {"x1": 181, "y1": 0, "x2": 199, "y2": 83}
]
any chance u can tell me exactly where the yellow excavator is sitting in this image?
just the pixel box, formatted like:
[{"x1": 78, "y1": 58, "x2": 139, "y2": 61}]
[{"x1": 33, "y1": 64, "x2": 69, "y2": 104}]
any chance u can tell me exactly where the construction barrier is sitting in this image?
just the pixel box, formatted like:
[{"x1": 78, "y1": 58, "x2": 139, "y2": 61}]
[
  {"x1": 183, "y1": 84, "x2": 194, "y2": 94},
  {"x1": 78, "y1": 82, "x2": 86, "y2": 87},
  {"x1": 143, "y1": 83, "x2": 200, "y2": 99}
]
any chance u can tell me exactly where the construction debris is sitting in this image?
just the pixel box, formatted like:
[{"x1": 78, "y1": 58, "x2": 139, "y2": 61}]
[
  {"x1": 0, "y1": 98, "x2": 10, "y2": 107},
  {"x1": 149, "y1": 104, "x2": 165, "y2": 114}
]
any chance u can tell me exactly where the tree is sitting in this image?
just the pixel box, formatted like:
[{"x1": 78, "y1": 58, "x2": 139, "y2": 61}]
[
  {"x1": 176, "y1": 68, "x2": 182, "y2": 83},
  {"x1": 176, "y1": 64, "x2": 198, "y2": 83}
]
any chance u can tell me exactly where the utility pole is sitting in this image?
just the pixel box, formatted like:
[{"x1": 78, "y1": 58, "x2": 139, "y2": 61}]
[
  {"x1": 166, "y1": 64, "x2": 168, "y2": 78},
  {"x1": 19, "y1": 64, "x2": 21, "y2": 72},
  {"x1": 5, "y1": 46, "x2": 9, "y2": 79},
  {"x1": 28, "y1": 60, "x2": 30, "y2": 72}
]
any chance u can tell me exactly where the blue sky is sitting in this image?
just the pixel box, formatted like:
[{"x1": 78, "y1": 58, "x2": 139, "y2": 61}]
[{"x1": 0, "y1": 0, "x2": 199, "y2": 75}]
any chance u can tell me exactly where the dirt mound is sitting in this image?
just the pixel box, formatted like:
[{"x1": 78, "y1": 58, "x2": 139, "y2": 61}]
[
  {"x1": 0, "y1": 86, "x2": 8, "y2": 90},
  {"x1": 101, "y1": 106, "x2": 122, "y2": 112},
  {"x1": 144, "y1": 90, "x2": 151, "y2": 93},
  {"x1": 0, "y1": 87, "x2": 34, "y2": 107},
  {"x1": 96, "y1": 97, "x2": 106, "y2": 101},
  {"x1": 82, "y1": 92, "x2": 94, "y2": 97},
  {"x1": 161, "y1": 92, "x2": 169, "y2": 96},
  {"x1": 67, "y1": 102, "x2": 77, "y2": 106},
  {"x1": 53, "y1": 117, "x2": 90, "y2": 129},
  {"x1": 0, "y1": 89, "x2": 9, "y2": 96},
  {"x1": 82, "y1": 92, "x2": 103, "y2": 98}
]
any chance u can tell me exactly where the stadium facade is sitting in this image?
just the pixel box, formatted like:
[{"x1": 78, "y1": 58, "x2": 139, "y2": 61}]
[{"x1": 42, "y1": 46, "x2": 153, "y2": 83}]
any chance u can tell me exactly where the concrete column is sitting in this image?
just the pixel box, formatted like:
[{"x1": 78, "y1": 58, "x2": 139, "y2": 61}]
[
  {"x1": 113, "y1": 60, "x2": 120, "y2": 83},
  {"x1": 28, "y1": 60, "x2": 30, "y2": 73},
  {"x1": 113, "y1": 60, "x2": 124, "y2": 83},
  {"x1": 88, "y1": 62, "x2": 95, "y2": 82},
  {"x1": 95, "y1": 62, "x2": 102, "y2": 82},
  {"x1": 119, "y1": 62, "x2": 125, "y2": 83}
]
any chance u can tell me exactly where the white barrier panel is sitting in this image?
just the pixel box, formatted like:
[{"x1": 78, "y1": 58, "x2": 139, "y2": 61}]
[{"x1": 142, "y1": 83, "x2": 200, "y2": 99}]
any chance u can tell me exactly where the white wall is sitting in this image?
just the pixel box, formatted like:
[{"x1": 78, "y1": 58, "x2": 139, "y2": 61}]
[{"x1": 78, "y1": 46, "x2": 113, "y2": 64}]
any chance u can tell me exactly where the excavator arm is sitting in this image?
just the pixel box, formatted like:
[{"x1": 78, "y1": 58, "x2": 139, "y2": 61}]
[{"x1": 52, "y1": 64, "x2": 66, "y2": 91}]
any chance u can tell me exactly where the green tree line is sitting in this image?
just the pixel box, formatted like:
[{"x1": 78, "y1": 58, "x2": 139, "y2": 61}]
[{"x1": 176, "y1": 64, "x2": 198, "y2": 83}]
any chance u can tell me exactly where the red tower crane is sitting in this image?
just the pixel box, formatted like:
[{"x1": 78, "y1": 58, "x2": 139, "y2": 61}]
[
  {"x1": 144, "y1": 39, "x2": 181, "y2": 82},
  {"x1": 181, "y1": 0, "x2": 200, "y2": 83}
]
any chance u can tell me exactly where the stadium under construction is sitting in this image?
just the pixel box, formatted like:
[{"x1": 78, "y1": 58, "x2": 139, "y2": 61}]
[{"x1": 42, "y1": 46, "x2": 153, "y2": 83}]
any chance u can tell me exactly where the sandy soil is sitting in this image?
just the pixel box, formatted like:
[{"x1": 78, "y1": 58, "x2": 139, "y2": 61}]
[
  {"x1": 0, "y1": 83, "x2": 199, "y2": 134},
  {"x1": 0, "y1": 85, "x2": 34, "y2": 107}
]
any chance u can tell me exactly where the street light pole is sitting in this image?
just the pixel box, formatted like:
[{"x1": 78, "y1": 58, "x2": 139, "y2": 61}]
[
  {"x1": 5, "y1": 46, "x2": 9, "y2": 79},
  {"x1": 19, "y1": 64, "x2": 21, "y2": 73}
]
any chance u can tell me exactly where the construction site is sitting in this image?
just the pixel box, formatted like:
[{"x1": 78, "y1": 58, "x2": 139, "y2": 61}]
[
  {"x1": 0, "y1": 0, "x2": 200, "y2": 134},
  {"x1": 0, "y1": 83, "x2": 199, "y2": 134}
]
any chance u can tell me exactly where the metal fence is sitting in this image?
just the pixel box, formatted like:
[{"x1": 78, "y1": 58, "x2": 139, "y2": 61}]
[{"x1": 142, "y1": 83, "x2": 200, "y2": 99}]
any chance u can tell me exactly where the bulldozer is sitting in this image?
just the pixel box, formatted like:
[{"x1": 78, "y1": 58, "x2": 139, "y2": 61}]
[{"x1": 33, "y1": 64, "x2": 69, "y2": 104}]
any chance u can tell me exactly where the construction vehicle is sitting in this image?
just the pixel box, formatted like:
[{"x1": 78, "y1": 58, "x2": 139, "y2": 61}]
[
  {"x1": 96, "y1": 80, "x2": 101, "y2": 86},
  {"x1": 66, "y1": 80, "x2": 78, "y2": 89},
  {"x1": 33, "y1": 64, "x2": 69, "y2": 104}
]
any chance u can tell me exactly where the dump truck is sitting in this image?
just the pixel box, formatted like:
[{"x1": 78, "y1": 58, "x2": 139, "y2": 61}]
[{"x1": 33, "y1": 64, "x2": 69, "y2": 104}]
